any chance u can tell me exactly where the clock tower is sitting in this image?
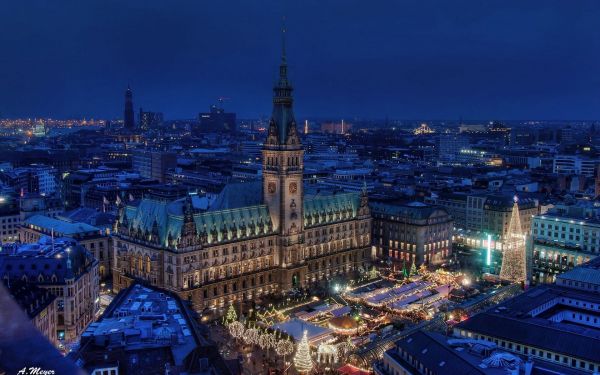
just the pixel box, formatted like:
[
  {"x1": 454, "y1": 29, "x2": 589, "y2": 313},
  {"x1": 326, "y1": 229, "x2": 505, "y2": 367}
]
[{"x1": 262, "y1": 29, "x2": 305, "y2": 281}]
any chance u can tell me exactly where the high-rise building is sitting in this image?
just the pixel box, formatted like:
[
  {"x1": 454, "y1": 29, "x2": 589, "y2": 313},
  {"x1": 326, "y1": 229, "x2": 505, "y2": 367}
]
[
  {"x1": 132, "y1": 150, "x2": 177, "y2": 183},
  {"x1": 197, "y1": 105, "x2": 236, "y2": 133},
  {"x1": 435, "y1": 133, "x2": 469, "y2": 165},
  {"x1": 138, "y1": 108, "x2": 164, "y2": 130},
  {"x1": 123, "y1": 85, "x2": 135, "y2": 129},
  {"x1": 112, "y1": 40, "x2": 372, "y2": 315}
]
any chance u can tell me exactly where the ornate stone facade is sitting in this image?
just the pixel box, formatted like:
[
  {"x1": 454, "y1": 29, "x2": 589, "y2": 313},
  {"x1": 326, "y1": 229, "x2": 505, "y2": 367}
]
[{"x1": 112, "y1": 46, "x2": 371, "y2": 315}]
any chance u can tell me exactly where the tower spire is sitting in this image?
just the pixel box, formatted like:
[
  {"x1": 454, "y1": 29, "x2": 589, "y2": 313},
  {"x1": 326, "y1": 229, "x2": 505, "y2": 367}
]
[{"x1": 281, "y1": 16, "x2": 287, "y2": 65}]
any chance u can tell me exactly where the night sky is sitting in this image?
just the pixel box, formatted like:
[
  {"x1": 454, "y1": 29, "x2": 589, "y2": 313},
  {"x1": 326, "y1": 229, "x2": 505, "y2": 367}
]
[{"x1": 0, "y1": 1, "x2": 599, "y2": 120}]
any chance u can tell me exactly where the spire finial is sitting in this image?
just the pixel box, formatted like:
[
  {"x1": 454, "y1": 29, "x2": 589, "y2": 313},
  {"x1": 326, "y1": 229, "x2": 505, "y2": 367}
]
[{"x1": 281, "y1": 16, "x2": 287, "y2": 64}]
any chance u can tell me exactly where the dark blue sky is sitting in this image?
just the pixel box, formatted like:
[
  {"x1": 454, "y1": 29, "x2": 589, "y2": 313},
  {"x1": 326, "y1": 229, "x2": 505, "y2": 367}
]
[{"x1": 0, "y1": 0, "x2": 598, "y2": 120}]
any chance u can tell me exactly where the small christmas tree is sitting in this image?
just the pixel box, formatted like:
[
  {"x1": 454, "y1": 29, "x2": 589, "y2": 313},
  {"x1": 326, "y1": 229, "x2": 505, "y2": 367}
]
[
  {"x1": 410, "y1": 261, "x2": 417, "y2": 276},
  {"x1": 369, "y1": 266, "x2": 378, "y2": 279},
  {"x1": 402, "y1": 261, "x2": 409, "y2": 278},
  {"x1": 225, "y1": 304, "x2": 237, "y2": 325},
  {"x1": 294, "y1": 330, "x2": 313, "y2": 374}
]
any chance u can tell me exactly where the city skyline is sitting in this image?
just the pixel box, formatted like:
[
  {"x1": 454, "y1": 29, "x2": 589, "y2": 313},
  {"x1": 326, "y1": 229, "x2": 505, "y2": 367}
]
[{"x1": 0, "y1": 0, "x2": 599, "y2": 120}]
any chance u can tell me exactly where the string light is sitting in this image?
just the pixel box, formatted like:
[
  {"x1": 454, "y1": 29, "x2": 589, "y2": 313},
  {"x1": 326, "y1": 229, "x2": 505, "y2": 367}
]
[{"x1": 499, "y1": 198, "x2": 527, "y2": 283}]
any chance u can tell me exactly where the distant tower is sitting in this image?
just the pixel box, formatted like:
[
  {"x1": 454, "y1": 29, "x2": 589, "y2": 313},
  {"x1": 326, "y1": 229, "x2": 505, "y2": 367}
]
[
  {"x1": 304, "y1": 120, "x2": 309, "y2": 135},
  {"x1": 124, "y1": 85, "x2": 135, "y2": 129},
  {"x1": 499, "y1": 196, "x2": 528, "y2": 284}
]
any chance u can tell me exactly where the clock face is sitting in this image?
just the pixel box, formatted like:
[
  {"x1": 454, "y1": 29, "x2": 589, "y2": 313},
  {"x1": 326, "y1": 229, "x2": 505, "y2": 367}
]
[
  {"x1": 268, "y1": 182, "x2": 276, "y2": 194},
  {"x1": 289, "y1": 182, "x2": 297, "y2": 194}
]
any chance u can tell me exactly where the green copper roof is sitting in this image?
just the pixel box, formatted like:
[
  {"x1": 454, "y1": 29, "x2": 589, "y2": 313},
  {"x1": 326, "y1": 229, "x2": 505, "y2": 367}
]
[
  {"x1": 120, "y1": 197, "x2": 274, "y2": 248},
  {"x1": 303, "y1": 193, "x2": 361, "y2": 228}
]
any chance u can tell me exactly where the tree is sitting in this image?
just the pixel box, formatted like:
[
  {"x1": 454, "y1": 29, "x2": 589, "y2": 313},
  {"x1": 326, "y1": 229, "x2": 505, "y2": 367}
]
[
  {"x1": 294, "y1": 330, "x2": 313, "y2": 374},
  {"x1": 245, "y1": 328, "x2": 260, "y2": 345},
  {"x1": 225, "y1": 304, "x2": 237, "y2": 325},
  {"x1": 229, "y1": 321, "x2": 245, "y2": 341},
  {"x1": 276, "y1": 339, "x2": 294, "y2": 367},
  {"x1": 410, "y1": 261, "x2": 417, "y2": 276}
]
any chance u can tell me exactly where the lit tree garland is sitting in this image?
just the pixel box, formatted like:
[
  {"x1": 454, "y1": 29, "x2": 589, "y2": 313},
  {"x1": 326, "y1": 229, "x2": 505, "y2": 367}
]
[
  {"x1": 229, "y1": 321, "x2": 245, "y2": 341},
  {"x1": 294, "y1": 330, "x2": 313, "y2": 374},
  {"x1": 259, "y1": 333, "x2": 271, "y2": 350},
  {"x1": 276, "y1": 339, "x2": 294, "y2": 356},
  {"x1": 245, "y1": 328, "x2": 260, "y2": 345},
  {"x1": 267, "y1": 333, "x2": 277, "y2": 349}
]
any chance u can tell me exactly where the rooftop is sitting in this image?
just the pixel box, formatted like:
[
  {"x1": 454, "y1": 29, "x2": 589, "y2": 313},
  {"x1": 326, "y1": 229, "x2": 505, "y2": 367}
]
[
  {"x1": 81, "y1": 284, "x2": 196, "y2": 367},
  {"x1": 24, "y1": 215, "x2": 101, "y2": 236},
  {"x1": 455, "y1": 284, "x2": 600, "y2": 363}
]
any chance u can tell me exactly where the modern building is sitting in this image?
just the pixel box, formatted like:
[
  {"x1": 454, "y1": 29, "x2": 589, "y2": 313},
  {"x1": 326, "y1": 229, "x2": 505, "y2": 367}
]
[
  {"x1": 0, "y1": 237, "x2": 99, "y2": 342},
  {"x1": 124, "y1": 86, "x2": 135, "y2": 129},
  {"x1": 197, "y1": 104, "x2": 236, "y2": 134},
  {"x1": 435, "y1": 133, "x2": 469, "y2": 165},
  {"x1": 71, "y1": 283, "x2": 232, "y2": 375},
  {"x1": 553, "y1": 155, "x2": 600, "y2": 177},
  {"x1": 370, "y1": 201, "x2": 453, "y2": 266},
  {"x1": 20, "y1": 214, "x2": 112, "y2": 279},
  {"x1": 112, "y1": 47, "x2": 372, "y2": 316},
  {"x1": 0, "y1": 189, "x2": 21, "y2": 243},
  {"x1": 454, "y1": 273, "x2": 600, "y2": 373},
  {"x1": 139, "y1": 108, "x2": 164, "y2": 130},
  {"x1": 3, "y1": 280, "x2": 58, "y2": 347},
  {"x1": 133, "y1": 150, "x2": 178, "y2": 183}
]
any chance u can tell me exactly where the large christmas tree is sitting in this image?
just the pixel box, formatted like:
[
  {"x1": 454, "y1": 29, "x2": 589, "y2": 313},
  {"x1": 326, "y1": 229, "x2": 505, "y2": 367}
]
[
  {"x1": 294, "y1": 330, "x2": 313, "y2": 374},
  {"x1": 499, "y1": 196, "x2": 527, "y2": 283}
]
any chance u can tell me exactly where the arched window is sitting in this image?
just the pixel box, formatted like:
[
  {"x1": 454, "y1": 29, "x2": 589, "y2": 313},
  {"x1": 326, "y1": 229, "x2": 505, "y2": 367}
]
[{"x1": 145, "y1": 255, "x2": 151, "y2": 274}]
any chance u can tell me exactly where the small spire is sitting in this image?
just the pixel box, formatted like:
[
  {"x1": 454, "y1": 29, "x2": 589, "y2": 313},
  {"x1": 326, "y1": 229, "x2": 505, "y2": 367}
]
[{"x1": 281, "y1": 16, "x2": 287, "y2": 64}]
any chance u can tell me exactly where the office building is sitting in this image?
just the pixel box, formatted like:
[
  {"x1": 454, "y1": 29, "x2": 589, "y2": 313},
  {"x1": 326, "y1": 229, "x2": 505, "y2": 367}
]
[
  {"x1": 133, "y1": 150, "x2": 178, "y2": 183},
  {"x1": 531, "y1": 205, "x2": 600, "y2": 279},
  {"x1": 139, "y1": 108, "x2": 164, "y2": 130},
  {"x1": 198, "y1": 105, "x2": 236, "y2": 133},
  {"x1": 371, "y1": 201, "x2": 453, "y2": 265},
  {"x1": 553, "y1": 155, "x2": 600, "y2": 177},
  {"x1": 124, "y1": 86, "x2": 135, "y2": 129}
]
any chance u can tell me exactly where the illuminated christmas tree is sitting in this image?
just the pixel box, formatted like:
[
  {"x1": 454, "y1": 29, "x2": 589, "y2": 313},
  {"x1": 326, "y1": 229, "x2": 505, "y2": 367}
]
[
  {"x1": 410, "y1": 261, "x2": 417, "y2": 276},
  {"x1": 499, "y1": 196, "x2": 527, "y2": 283},
  {"x1": 294, "y1": 330, "x2": 313, "y2": 374},
  {"x1": 225, "y1": 304, "x2": 237, "y2": 325}
]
